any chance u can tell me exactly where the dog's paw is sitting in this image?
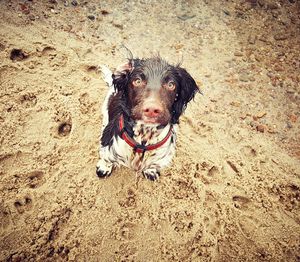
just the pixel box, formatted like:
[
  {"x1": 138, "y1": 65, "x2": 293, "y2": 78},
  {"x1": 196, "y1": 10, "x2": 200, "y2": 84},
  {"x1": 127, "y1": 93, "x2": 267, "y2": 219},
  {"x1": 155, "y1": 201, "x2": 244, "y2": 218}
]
[
  {"x1": 142, "y1": 168, "x2": 160, "y2": 181},
  {"x1": 96, "y1": 167, "x2": 111, "y2": 178},
  {"x1": 96, "y1": 159, "x2": 113, "y2": 178}
]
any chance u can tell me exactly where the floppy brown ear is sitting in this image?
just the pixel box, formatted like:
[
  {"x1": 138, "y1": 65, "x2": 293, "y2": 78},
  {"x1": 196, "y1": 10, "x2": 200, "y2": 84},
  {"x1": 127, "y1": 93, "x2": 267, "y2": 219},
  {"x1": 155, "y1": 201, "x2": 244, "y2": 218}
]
[
  {"x1": 112, "y1": 61, "x2": 133, "y2": 93},
  {"x1": 112, "y1": 58, "x2": 144, "y2": 94},
  {"x1": 171, "y1": 67, "x2": 199, "y2": 124}
]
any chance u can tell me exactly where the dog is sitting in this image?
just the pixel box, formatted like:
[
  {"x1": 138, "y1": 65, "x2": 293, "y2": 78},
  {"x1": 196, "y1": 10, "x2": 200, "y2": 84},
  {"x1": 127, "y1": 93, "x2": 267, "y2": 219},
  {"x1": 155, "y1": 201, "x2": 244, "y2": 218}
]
[{"x1": 96, "y1": 56, "x2": 199, "y2": 181}]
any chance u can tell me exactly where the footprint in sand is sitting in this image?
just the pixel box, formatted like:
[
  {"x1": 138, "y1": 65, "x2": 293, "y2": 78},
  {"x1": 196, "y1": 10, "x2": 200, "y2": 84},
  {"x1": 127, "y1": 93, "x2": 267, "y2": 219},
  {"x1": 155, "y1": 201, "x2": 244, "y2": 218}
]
[
  {"x1": 10, "y1": 48, "x2": 29, "y2": 61},
  {"x1": 53, "y1": 110, "x2": 72, "y2": 137},
  {"x1": 118, "y1": 188, "x2": 137, "y2": 209},
  {"x1": 232, "y1": 195, "x2": 251, "y2": 210},
  {"x1": 27, "y1": 170, "x2": 45, "y2": 189},
  {"x1": 272, "y1": 183, "x2": 300, "y2": 212},
  {"x1": 19, "y1": 93, "x2": 37, "y2": 108},
  {"x1": 114, "y1": 243, "x2": 137, "y2": 261},
  {"x1": 14, "y1": 196, "x2": 33, "y2": 214},
  {"x1": 13, "y1": 170, "x2": 45, "y2": 189},
  {"x1": 58, "y1": 121, "x2": 72, "y2": 136},
  {"x1": 241, "y1": 145, "x2": 257, "y2": 158},
  {"x1": 118, "y1": 222, "x2": 136, "y2": 241},
  {"x1": 40, "y1": 46, "x2": 56, "y2": 57},
  {"x1": 80, "y1": 64, "x2": 99, "y2": 78},
  {"x1": 78, "y1": 92, "x2": 96, "y2": 114}
]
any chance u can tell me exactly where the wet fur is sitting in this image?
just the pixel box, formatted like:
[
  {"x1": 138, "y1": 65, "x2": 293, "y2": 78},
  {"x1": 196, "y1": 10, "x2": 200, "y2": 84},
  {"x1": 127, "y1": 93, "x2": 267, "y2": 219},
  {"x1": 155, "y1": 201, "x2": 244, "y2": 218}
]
[{"x1": 96, "y1": 56, "x2": 199, "y2": 181}]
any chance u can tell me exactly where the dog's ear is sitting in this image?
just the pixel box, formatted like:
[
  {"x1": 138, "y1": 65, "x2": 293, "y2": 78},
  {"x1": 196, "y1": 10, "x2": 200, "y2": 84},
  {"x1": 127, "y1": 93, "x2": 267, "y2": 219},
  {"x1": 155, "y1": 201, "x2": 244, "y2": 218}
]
[
  {"x1": 112, "y1": 61, "x2": 133, "y2": 93},
  {"x1": 171, "y1": 67, "x2": 199, "y2": 124}
]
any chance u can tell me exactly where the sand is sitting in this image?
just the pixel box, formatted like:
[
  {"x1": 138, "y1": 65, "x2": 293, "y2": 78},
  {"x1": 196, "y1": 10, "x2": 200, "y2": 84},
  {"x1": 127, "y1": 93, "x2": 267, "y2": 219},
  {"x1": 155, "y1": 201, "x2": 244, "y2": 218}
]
[{"x1": 0, "y1": 0, "x2": 299, "y2": 261}]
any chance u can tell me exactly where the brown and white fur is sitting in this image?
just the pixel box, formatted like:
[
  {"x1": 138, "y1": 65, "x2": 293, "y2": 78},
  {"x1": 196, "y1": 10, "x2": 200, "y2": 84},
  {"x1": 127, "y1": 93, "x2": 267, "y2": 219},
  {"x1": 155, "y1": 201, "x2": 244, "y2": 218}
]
[{"x1": 96, "y1": 56, "x2": 199, "y2": 181}]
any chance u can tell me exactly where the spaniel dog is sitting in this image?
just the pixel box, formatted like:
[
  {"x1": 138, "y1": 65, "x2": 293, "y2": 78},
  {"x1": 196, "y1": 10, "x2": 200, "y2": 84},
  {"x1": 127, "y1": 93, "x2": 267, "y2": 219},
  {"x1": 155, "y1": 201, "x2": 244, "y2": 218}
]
[{"x1": 96, "y1": 56, "x2": 199, "y2": 181}]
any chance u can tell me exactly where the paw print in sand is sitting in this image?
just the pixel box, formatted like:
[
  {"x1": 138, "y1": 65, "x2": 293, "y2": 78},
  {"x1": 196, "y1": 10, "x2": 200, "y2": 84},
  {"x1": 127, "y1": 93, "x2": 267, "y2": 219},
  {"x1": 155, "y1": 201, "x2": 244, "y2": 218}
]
[{"x1": 14, "y1": 196, "x2": 33, "y2": 214}]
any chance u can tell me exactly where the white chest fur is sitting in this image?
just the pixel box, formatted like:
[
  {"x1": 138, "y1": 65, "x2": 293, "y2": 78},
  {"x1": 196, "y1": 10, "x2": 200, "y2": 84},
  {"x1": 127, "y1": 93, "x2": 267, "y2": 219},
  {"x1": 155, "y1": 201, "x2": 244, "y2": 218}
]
[{"x1": 100, "y1": 124, "x2": 177, "y2": 173}]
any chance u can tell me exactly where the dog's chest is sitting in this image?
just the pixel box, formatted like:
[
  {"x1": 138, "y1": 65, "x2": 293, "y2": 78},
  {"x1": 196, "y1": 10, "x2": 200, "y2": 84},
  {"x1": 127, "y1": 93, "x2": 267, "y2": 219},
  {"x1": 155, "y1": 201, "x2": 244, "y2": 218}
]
[
  {"x1": 111, "y1": 124, "x2": 175, "y2": 172},
  {"x1": 130, "y1": 124, "x2": 160, "y2": 171}
]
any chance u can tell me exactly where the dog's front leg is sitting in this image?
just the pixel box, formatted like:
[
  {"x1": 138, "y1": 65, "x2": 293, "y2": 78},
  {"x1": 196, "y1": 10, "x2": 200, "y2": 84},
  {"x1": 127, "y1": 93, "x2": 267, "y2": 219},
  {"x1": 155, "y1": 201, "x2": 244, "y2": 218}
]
[
  {"x1": 96, "y1": 147, "x2": 114, "y2": 178},
  {"x1": 141, "y1": 141, "x2": 176, "y2": 181}
]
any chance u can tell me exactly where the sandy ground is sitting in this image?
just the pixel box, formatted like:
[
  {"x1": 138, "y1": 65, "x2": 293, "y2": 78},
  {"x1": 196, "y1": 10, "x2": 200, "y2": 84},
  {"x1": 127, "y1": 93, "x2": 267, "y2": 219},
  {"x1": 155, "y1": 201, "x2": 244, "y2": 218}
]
[{"x1": 0, "y1": 0, "x2": 300, "y2": 261}]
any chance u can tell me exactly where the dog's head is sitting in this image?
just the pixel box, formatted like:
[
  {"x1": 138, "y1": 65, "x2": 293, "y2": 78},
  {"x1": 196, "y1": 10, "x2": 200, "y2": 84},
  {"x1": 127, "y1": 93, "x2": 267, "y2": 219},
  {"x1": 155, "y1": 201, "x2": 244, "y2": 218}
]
[{"x1": 113, "y1": 56, "x2": 199, "y2": 126}]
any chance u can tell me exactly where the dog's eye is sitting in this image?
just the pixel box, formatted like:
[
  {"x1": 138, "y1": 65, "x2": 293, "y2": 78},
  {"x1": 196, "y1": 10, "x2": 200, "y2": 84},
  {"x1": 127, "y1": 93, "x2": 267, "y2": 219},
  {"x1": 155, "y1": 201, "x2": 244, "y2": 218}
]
[
  {"x1": 132, "y1": 78, "x2": 143, "y2": 87},
  {"x1": 166, "y1": 81, "x2": 176, "y2": 91}
]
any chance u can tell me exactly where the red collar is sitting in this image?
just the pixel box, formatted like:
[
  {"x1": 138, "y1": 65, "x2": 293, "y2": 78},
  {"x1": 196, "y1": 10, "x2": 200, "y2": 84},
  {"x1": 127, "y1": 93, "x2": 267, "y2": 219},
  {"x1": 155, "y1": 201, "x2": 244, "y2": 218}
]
[{"x1": 118, "y1": 114, "x2": 173, "y2": 154}]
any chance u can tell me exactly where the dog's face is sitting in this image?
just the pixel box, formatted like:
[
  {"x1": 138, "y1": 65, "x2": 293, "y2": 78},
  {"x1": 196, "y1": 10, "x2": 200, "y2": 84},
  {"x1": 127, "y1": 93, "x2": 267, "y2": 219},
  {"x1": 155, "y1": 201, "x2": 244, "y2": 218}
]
[{"x1": 113, "y1": 56, "x2": 199, "y2": 125}]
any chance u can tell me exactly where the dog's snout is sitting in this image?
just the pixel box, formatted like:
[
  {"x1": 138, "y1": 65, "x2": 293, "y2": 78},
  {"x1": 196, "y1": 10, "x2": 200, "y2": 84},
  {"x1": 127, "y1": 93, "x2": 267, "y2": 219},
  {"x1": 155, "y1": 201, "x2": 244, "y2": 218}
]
[{"x1": 143, "y1": 103, "x2": 163, "y2": 118}]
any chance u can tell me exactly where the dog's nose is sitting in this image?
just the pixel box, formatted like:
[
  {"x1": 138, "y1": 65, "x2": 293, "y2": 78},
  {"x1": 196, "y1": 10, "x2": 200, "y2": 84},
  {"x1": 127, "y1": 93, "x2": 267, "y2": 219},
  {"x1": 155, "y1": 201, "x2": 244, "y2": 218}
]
[{"x1": 143, "y1": 104, "x2": 163, "y2": 118}]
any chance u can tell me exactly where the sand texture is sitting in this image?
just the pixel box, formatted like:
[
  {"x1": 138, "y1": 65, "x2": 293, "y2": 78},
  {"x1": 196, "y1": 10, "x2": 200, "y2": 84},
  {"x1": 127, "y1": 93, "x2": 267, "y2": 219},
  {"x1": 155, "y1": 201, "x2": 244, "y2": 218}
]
[{"x1": 0, "y1": 0, "x2": 300, "y2": 261}]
